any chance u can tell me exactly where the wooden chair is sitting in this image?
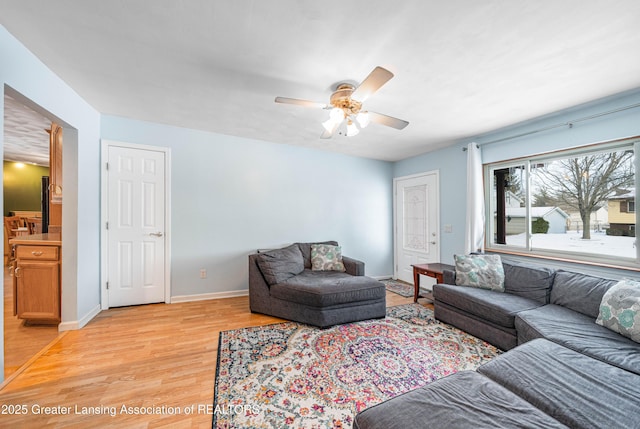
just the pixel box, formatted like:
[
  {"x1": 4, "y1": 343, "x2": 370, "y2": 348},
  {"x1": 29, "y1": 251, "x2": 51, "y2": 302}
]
[
  {"x1": 4, "y1": 216, "x2": 22, "y2": 234},
  {"x1": 4, "y1": 216, "x2": 22, "y2": 266},
  {"x1": 26, "y1": 217, "x2": 43, "y2": 235}
]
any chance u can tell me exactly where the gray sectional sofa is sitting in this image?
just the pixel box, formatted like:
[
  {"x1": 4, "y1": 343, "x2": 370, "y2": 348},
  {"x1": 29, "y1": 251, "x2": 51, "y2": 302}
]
[
  {"x1": 248, "y1": 241, "x2": 386, "y2": 328},
  {"x1": 435, "y1": 260, "x2": 555, "y2": 350},
  {"x1": 353, "y1": 259, "x2": 640, "y2": 429}
]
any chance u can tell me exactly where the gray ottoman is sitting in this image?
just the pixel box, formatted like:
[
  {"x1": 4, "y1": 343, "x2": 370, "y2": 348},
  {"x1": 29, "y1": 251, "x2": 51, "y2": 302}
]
[
  {"x1": 268, "y1": 270, "x2": 386, "y2": 327},
  {"x1": 353, "y1": 370, "x2": 568, "y2": 429},
  {"x1": 478, "y1": 338, "x2": 640, "y2": 429}
]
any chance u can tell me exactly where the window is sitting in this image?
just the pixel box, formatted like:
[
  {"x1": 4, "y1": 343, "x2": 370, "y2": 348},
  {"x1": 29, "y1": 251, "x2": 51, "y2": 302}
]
[{"x1": 486, "y1": 137, "x2": 639, "y2": 267}]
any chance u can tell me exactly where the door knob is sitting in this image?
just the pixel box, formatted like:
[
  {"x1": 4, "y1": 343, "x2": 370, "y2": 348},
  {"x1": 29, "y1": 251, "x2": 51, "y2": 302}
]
[{"x1": 149, "y1": 232, "x2": 164, "y2": 237}]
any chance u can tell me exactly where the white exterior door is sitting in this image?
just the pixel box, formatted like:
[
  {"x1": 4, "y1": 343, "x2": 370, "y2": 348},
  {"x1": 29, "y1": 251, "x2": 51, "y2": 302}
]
[
  {"x1": 394, "y1": 172, "x2": 440, "y2": 284},
  {"x1": 105, "y1": 144, "x2": 168, "y2": 307}
]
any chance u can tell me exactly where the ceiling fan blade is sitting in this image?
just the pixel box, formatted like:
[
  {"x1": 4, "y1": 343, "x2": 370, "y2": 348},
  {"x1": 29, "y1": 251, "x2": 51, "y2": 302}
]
[
  {"x1": 320, "y1": 129, "x2": 334, "y2": 139},
  {"x1": 320, "y1": 121, "x2": 340, "y2": 139},
  {"x1": 368, "y1": 111, "x2": 409, "y2": 130},
  {"x1": 275, "y1": 97, "x2": 327, "y2": 109},
  {"x1": 351, "y1": 66, "x2": 394, "y2": 102}
]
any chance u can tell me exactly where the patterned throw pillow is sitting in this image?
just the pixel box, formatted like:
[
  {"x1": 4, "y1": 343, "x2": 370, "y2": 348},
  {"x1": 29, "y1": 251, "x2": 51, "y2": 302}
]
[
  {"x1": 454, "y1": 254, "x2": 505, "y2": 292},
  {"x1": 311, "y1": 244, "x2": 346, "y2": 272},
  {"x1": 596, "y1": 279, "x2": 640, "y2": 343}
]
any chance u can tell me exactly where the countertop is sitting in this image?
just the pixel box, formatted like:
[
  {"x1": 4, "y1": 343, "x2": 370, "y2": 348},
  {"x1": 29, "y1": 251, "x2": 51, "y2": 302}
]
[{"x1": 9, "y1": 233, "x2": 61, "y2": 246}]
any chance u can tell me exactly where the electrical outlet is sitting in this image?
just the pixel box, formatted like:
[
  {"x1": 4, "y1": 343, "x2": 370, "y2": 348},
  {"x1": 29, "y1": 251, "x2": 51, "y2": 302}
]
[
  {"x1": 200, "y1": 269, "x2": 207, "y2": 279},
  {"x1": 444, "y1": 224, "x2": 453, "y2": 233}
]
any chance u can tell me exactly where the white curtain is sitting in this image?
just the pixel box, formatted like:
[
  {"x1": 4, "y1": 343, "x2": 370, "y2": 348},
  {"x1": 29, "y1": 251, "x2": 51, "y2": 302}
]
[{"x1": 465, "y1": 142, "x2": 485, "y2": 254}]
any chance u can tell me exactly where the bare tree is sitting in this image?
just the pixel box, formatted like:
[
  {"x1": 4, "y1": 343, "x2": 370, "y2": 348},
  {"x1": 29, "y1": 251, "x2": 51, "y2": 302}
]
[
  {"x1": 532, "y1": 187, "x2": 558, "y2": 208},
  {"x1": 533, "y1": 150, "x2": 634, "y2": 239}
]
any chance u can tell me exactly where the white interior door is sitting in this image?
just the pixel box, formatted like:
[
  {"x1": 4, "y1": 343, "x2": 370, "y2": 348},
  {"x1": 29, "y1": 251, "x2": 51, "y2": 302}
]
[
  {"x1": 394, "y1": 172, "x2": 440, "y2": 284},
  {"x1": 106, "y1": 145, "x2": 167, "y2": 307}
]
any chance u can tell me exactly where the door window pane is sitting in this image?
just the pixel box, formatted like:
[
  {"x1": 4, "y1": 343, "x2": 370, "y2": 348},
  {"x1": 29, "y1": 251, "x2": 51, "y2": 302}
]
[{"x1": 404, "y1": 184, "x2": 427, "y2": 251}]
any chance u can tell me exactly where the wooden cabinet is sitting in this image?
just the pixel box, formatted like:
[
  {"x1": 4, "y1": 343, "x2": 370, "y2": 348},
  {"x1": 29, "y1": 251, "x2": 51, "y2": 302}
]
[{"x1": 11, "y1": 234, "x2": 61, "y2": 324}]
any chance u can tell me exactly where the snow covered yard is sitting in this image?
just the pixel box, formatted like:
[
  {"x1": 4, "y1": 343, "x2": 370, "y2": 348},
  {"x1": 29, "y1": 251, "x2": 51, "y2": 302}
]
[{"x1": 506, "y1": 231, "x2": 636, "y2": 258}]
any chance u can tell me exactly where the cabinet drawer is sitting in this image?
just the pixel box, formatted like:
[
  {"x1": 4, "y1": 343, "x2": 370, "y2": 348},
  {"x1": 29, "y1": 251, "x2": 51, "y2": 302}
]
[{"x1": 16, "y1": 246, "x2": 59, "y2": 261}]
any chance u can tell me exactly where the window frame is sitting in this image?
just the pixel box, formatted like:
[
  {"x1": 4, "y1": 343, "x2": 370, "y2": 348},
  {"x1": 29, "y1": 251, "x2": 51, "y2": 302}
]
[{"x1": 484, "y1": 136, "x2": 640, "y2": 270}]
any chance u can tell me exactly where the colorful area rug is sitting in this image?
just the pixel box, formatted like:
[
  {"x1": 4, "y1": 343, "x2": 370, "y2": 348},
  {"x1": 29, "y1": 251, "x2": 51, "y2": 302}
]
[
  {"x1": 213, "y1": 304, "x2": 500, "y2": 429},
  {"x1": 382, "y1": 279, "x2": 414, "y2": 297}
]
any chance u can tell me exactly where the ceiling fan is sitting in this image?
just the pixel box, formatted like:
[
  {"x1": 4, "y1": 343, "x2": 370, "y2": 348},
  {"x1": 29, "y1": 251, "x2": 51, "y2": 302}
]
[{"x1": 275, "y1": 66, "x2": 409, "y2": 138}]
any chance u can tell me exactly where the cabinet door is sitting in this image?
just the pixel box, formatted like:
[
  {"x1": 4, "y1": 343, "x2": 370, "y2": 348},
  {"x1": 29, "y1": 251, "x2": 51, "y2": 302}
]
[
  {"x1": 13, "y1": 267, "x2": 17, "y2": 316},
  {"x1": 15, "y1": 260, "x2": 60, "y2": 321},
  {"x1": 47, "y1": 122, "x2": 63, "y2": 231},
  {"x1": 48, "y1": 122, "x2": 63, "y2": 204}
]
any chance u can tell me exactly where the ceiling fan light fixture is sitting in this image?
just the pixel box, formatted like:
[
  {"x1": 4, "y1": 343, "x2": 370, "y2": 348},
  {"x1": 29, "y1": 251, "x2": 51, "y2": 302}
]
[
  {"x1": 322, "y1": 118, "x2": 337, "y2": 133},
  {"x1": 329, "y1": 107, "x2": 345, "y2": 122},
  {"x1": 346, "y1": 119, "x2": 359, "y2": 137},
  {"x1": 356, "y1": 111, "x2": 370, "y2": 128},
  {"x1": 322, "y1": 107, "x2": 346, "y2": 132}
]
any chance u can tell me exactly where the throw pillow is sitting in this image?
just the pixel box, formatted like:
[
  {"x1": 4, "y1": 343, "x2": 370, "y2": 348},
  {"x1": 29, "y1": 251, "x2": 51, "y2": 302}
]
[
  {"x1": 454, "y1": 254, "x2": 505, "y2": 292},
  {"x1": 256, "y1": 244, "x2": 305, "y2": 286},
  {"x1": 311, "y1": 244, "x2": 346, "y2": 272},
  {"x1": 295, "y1": 241, "x2": 339, "y2": 269},
  {"x1": 596, "y1": 279, "x2": 640, "y2": 343}
]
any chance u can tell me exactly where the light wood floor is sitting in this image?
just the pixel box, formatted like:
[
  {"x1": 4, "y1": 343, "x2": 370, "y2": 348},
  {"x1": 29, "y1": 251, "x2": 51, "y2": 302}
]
[
  {"x1": 0, "y1": 286, "x2": 428, "y2": 428},
  {"x1": 4, "y1": 268, "x2": 59, "y2": 378}
]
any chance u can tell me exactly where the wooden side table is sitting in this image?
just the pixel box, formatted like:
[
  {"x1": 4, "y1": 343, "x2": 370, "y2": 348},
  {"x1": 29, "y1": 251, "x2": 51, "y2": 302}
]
[{"x1": 412, "y1": 263, "x2": 455, "y2": 302}]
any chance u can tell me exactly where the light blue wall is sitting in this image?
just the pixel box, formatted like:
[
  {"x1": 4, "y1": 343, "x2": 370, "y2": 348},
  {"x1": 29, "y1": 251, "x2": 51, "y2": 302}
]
[
  {"x1": 101, "y1": 116, "x2": 394, "y2": 297},
  {"x1": 395, "y1": 88, "x2": 640, "y2": 269},
  {"x1": 0, "y1": 25, "x2": 102, "y2": 381},
  {"x1": 393, "y1": 144, "x2": 468, "y2": 264},
  {"x1": 479, "y1": 89, "x2": 640, "y2": 163}
]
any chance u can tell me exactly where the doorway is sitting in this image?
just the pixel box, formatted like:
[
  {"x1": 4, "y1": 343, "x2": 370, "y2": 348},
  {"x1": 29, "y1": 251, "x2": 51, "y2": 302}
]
[
  {"x1": 2, "y1": 93, "x2": 59, "y2": 378},
  {"x1": 101, "y1": 140, "x2": 171, "y2": 309},
  {"x1": 394, "y1": 171, "x2": 440, "y2": 285}
]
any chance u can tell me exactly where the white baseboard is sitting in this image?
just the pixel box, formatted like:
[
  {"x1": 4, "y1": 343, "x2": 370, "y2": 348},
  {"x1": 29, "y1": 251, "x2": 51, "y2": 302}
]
[
  {"x1": 58, "y1": 304, "x2": 102, "y2": 331},
  {"x1": 58, "y1": 291, "x2": 249, "y2": 331},
  {"x1": 171, "y1": 289, "x2": 249, "y2": 303}
]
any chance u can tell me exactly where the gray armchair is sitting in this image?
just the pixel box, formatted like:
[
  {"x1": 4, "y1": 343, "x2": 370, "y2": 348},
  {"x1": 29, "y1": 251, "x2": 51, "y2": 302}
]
[{"x1": 248, "y1": 241, "x2": 386, "y2": 327}]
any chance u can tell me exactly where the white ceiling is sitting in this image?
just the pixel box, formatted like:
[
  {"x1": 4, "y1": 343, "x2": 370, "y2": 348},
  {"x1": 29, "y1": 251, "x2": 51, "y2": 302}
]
[
  {"x1": 2, "y1": 0, "x2": 640, "y2": 162},
  {"x1": 3, "y1": 94, "x2": 50, "y2": 166}
]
